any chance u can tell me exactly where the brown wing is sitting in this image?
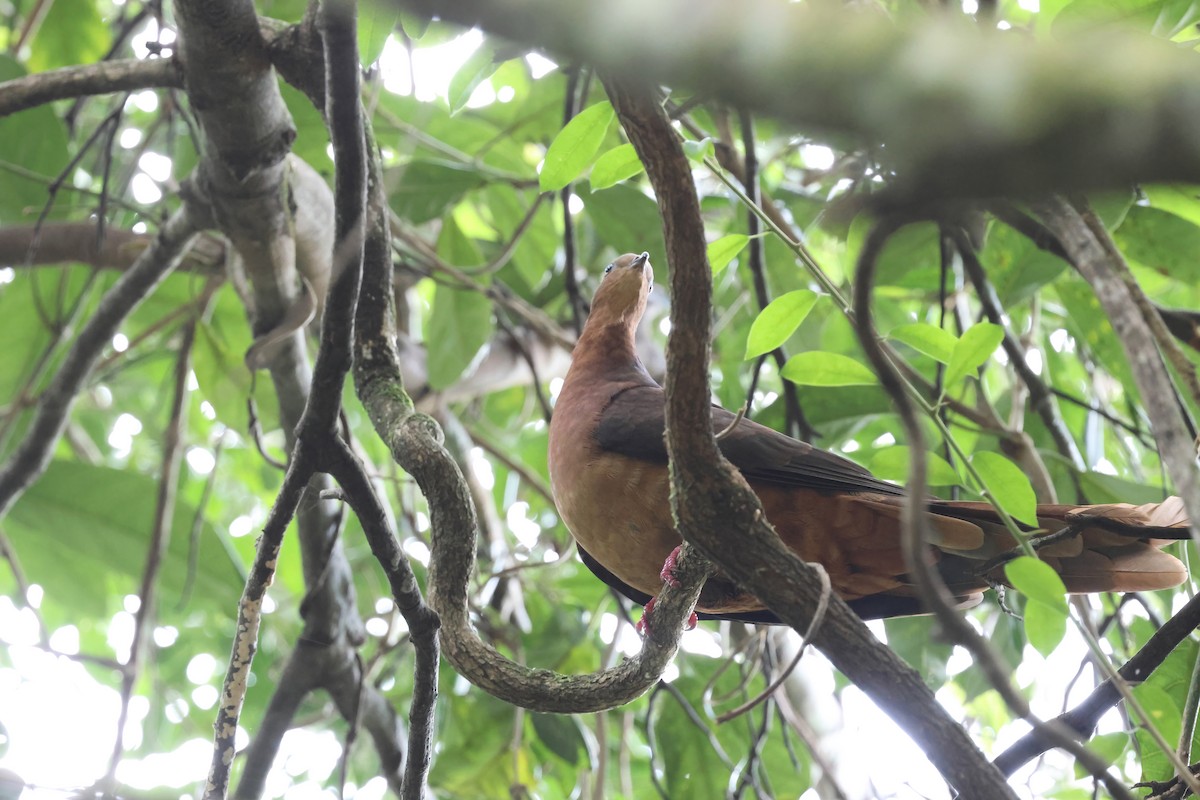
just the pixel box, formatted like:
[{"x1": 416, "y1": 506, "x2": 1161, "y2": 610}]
[{"x1": 594, "y1": 384, "x2": 904, "y2": 497}]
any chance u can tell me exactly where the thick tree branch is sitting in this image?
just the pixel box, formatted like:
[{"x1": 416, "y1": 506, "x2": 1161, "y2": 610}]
[
  {"x1": 402, "y1": 0, "x2": 1200, "y2": 199},
  {"x1": 1032, "y1": 198, "x2": 1200, "y2": 541},
  {"x1": 603, "y1": 73, "x2": 1021, "y2": 799}
]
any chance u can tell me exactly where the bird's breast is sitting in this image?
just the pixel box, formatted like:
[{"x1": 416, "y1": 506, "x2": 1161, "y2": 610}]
[{"x1": 550, "y1": 423, "x2": 680, "y2": 597}]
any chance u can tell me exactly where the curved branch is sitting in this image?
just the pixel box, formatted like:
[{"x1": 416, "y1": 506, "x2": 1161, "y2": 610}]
[
  {"x1": 353, "y1": 108, "x2": 703, "y2": 715},
  {"x1": 602, "y1": 72, "x2": 1019, "y2": 799},
  {"x1": 854, "y1": 217, "x2": 1136, "y2": 800},
  {"x1": 0, "y1": 57, "x2": 181, "y2": 118}
]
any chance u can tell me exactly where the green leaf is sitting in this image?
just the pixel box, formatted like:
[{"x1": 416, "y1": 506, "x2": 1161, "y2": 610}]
[
  {"x1": 781, "y1": 352, "x2": 877, "y2": 387},
  {"x1": 848, "y1": 218, "x2": 940, "y2": 287},
  {"x1": 1114, "y1": 206, "x2": 1200, "y2": 283},
  {"x1": 539, "y1": 101, "x2": 614, "y2": 192},
  {"x1": 191, "y1": 289, "x2": 281, "y2": 434},
  {"x1": 1022, "y1": 595, "x2": 1068, "y2": 657},
  {"x1": 1006, "y1": 557, "x2": 1068, "y2": 656},
  {"x1": 390, "y1": 159, "x2": 485, "y2": 224},
  {"x1": 708, "y1": 234, "x2": 750, "y2": 275},
  {"x1": 945, "y1": 322, "x2": 1004, "y2": 388},
  {"x1": 589, "y1": 143, "x2": 643, "y2": 190},
  {"x1": 447, "y1": 43, "x2": 498, "y2": 114},
  {"x1": 27, "y1": 0, "x2": 111, "y2": 73},
  {"x1": 0, "y1": 56, "x2": 70, "y2": 223},
  {"x1": 5, "y1": 461, "x2": 243, "y2": 617},
  {"x1": 1134, "y1": 638, "x2": 1199, "y2": 783},
  {"x1": 971, "y1": 451, "x2": 1038, "y2": 527},
  {"x1": 888, "y1": 322, "x2": 958, "y2": 364},
  {"x1": 1005, "y1": 556, "x2": 1068, "y2": 609},
  {"x1": 745, "y1": 290, "x2": 819, "y2": 359},
  {"x1": 358, "y1": 0, "x2": 400, "y2": 65},
  {"x1": 427, "y1": 219, "x2": 494, "y2": 389},
  {"x1": 530, "y1": 714, "x2": 583, "y2": 765},
  {"x1": 980, "y1": 220, "x2": 1069, "y2": 305},
  {"x1": 1082, "y1": 732, "x2": 1128, "y2": 777},
  {"x1": 576, "y1": 183, "x2": 664, "y2": 263},
  {"x1": 682, "y1": 137, "x2": 715, "y2": 161},
  {"x1": 869, "y1": 446, "x2": 960, "y2": 486}
]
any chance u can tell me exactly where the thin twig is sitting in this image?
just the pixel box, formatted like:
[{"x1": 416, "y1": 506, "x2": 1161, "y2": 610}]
[
  {"x1": 855, "y1": 215, "x2": 1137, "y2": 800},
  {"x1": 0, "y1": 206, "x2": 199, "y2": 522},
  {"x1": 104, "y1": 318, "x2": 195, "y2": 789},
  {"x1": 716, "y1": 565, "x2": 831, "y2": 724}
]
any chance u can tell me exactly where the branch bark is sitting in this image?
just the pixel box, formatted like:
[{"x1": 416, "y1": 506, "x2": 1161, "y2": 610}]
[
  {"x1": 0, "y1": 57, "x2": 180, "y2": 118},
  {"x1": 401, "y1": 0, "x2": 1200, "y2": 199},
  {"x1": 0, "y1": 206, "x2": 198, "y2": 522},
  {"x1": 603, "y1": 73, "x2": 1020, "y2": 799}
]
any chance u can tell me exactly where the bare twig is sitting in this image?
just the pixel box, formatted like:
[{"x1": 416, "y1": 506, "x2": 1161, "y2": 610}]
[
  {"x1": 855, "y1": 215, "x2": 1136, "y2": 800},
  {"x1": 0, "y1": 206, "x2": 199, "y2": 522}
]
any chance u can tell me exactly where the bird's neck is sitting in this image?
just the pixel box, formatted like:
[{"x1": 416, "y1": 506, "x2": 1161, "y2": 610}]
[{"x1": 569, "y1": 315, "x2": 654, "y2": 389}]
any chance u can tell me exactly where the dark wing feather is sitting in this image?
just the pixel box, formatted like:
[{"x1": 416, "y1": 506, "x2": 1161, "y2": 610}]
[
  {"x1": 577, "y1": 545, "x2": 926, "y2": 622},
  {"x1": 594, "y1": 385, "x2": 904, "y2": 497}
]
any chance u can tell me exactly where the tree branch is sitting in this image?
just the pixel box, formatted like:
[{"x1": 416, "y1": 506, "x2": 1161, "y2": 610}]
[
  {"x1": 603, "y1": 72, "x2": 1021, "y2": 799},
  {"x1": 0, "y1": 57, "x2": 181, "y2": 118},
  {"x1": 401, "y1": 0, "x2": 1200, "y2": 199},
  {"x1": 0, "y1": 205, "x2": 199, "y2": 522},
  {"x1": 1031, "y1": 197, "x2": 1200, "y2": 543}
]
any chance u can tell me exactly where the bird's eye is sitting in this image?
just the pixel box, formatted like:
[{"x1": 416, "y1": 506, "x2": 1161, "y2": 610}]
[{"x1": 604, "y1": 264, "x2": 614, "y2": 274}]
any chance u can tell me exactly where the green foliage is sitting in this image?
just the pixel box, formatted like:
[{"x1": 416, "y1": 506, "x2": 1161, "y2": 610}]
[
  {"x1": 781, "y1": 351, "x2": 877, "y2": 386},
  {"x1": 589, "y1": 143, "x2": 643, "y2": 189},
  {"x1": 0, "y1": 56, "x2": 70, "y2": 223},
  {"x1": 2, "y1": 3, "x2": 1199, "y2": 798},
  {"x1": 1004, "y1": 556, "x2": 1068, "y2": 656},
  {"x1": 971, "y1": 451, "x2": 1038, "y2": 527},
  {"x1": 539, "y1": 101, "x2": 614, "y2": 191},
  {"x1": 888, "y1": 322, "x2": 958, "y2": 364},
  {"x1": 869, "y1": 446, "x2": 960, "y2": 486},
  {"x1": 745, "y1": 289, "x2": 819, "y2": 359},
  {"x1": 944, "y1": 322, "x2": 1004, "y2": 390}
]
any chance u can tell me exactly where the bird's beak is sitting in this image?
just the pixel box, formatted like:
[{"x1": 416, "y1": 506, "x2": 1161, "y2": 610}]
[{"x1": 630, "y1": 251, "x2": 652, "y2": 292}]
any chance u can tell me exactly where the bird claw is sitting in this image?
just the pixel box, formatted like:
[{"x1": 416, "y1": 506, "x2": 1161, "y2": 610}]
[
  {"x1": 635, "y1": 596, "x2": 697, "y2": 636},
  {"x1": 659, "y1": 545, "x2": 683, "y2": 588}
]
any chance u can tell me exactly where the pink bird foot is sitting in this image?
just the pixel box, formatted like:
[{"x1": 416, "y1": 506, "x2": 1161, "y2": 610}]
[
  {"x1": 635, "y1": 596, "x2": 698, "y2": 636},
  {"x1": 659, "y1": 545, "x2": 683, "y2": 588}
]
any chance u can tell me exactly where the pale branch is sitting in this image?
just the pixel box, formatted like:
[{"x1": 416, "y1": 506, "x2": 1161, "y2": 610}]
[
  {"x1": 1032, "y1": 197, "x2": 1200, "y2": 544},
  {"x1": 854, "y1": 217, "x2": 1137, "y2": 800},
  {"x1": 0, "y1": 205, "x2": 199, "y2": 522},
  {"x1": 988, "y1": 202, "x2": 1200, "y2": 358},
  {"x1": 401, "y1": 0, "x2": 1200, "y2": 200},
  {"x1": 602, "y1": 72, "x2": 1020, "y2": 799},
  {"x1": 0, "y1": 57, "x2": 181, "y2": 118},
  {"x1": 233, "y1": 652, "x2": 321, "y2": 800},
  {"x1": 205, "y1": 450, "x2": 316, "y2": 800}
]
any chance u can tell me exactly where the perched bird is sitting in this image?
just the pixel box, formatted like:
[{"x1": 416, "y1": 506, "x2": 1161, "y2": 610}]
[{"x1": 547, "y1": 252, "x2": 1191, "y2": 623}]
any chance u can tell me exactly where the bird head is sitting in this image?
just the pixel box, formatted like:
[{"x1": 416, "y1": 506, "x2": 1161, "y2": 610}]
[{"x1": 590, "y1": 251, "x2": 653, "y2": 328}]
